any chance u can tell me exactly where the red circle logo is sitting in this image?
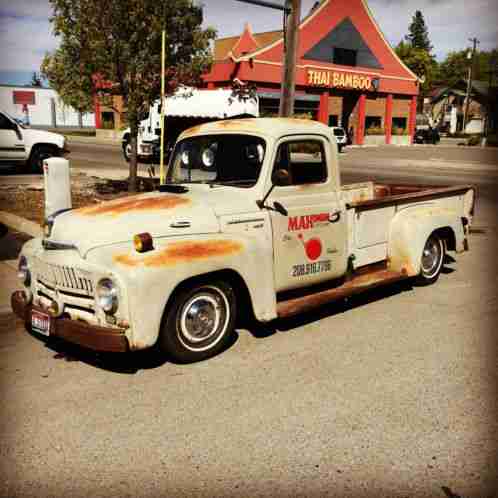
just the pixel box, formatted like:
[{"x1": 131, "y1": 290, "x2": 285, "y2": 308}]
[{"x1": 304, "y1": 237, "x2": 322, "y2": 261}]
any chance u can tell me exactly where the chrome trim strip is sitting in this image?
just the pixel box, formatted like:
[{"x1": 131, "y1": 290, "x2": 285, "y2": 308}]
[{"x1": 227, "y1": 218, "x2": 265, "y2": 225}]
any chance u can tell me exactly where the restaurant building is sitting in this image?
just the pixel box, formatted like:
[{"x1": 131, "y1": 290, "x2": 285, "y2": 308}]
[{"x1": 203, "y1": 0, "x2": 420, "y2": 145}]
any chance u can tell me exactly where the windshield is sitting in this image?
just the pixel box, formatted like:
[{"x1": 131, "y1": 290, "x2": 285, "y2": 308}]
[
  {"x1": 166, "y1": 134, "x2": 266, "y2": 188},
  {"x1": 2, "y1": 111, "x2": 24, "y2": 128}
]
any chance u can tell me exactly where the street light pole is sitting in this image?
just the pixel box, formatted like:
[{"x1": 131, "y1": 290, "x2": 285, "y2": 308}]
[
  {"x1": 234, "y1": 0, "x2": 301, "y2": 117},
  {"x1": 463, "y1": 37, "x2": 479, "y2": 133}
]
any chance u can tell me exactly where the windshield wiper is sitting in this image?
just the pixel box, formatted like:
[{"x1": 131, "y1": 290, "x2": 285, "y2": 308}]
[
  {"x1": 208, "y1": 180, "x2": 256, "y2": 188},
  {"x1": 158, "y1": 184, "x2": 189, "y2": 193}
]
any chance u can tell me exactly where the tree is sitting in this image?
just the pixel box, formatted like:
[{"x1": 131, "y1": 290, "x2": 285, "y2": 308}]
[
  {"x1": 405, "y1": 10, "x2": 432, "y2": 53},
  {"x1": 42, "y1": 0, "x2": 215, "y2": 192},
  {"x1": 436, "y1": 48, "x2": 498, "y2": 87},
  {"x1": 41, "y1": 48, "x2": 95, "y2": 114},
  {"x1": 395, "y1": 41, "x2": 437, "y2": 94},
  {"x1": 30, "y1": 72, "x2": 43, "y2": 87}
]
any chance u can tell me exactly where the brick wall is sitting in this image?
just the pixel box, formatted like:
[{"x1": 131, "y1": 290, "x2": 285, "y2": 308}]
[
  {"x1": 365, "y1": 95, "x2": 386, "y2": 117},
  {"x1": 328, "y1": 95, "x2": 343, "y2": 117},
  {"x1": 392, "y1": 96, "x2": 411, "y2": 118}
]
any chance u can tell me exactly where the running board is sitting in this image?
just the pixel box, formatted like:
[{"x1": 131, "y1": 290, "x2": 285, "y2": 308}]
[{"x1": 277, "y1": 268, "x2": 408, "y2": 319}]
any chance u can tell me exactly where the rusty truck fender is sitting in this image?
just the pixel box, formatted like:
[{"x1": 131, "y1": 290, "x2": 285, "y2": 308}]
[
  {"x1": 87, "y1": 233, "x2": 276, "y2": 350},
  {"x1": 388, "y1": 205, "x2": 465, "y2": 276}
]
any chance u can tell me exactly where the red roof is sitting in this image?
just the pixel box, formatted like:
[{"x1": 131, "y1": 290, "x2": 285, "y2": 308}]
[{"x1": 205, "y1": 0, "x2": 418, "y2": 96}]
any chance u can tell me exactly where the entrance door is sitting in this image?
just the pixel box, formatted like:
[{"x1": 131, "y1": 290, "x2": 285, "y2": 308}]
[
  {"x1": 268, "y1": 136, "x2": 348, "y2": 293},
  {"x1": 342, "y1": 92, "x2": 360, "y2": 138}
]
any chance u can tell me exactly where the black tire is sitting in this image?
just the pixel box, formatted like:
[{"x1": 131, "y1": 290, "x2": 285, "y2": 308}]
[
  {"x1": 159, "y1": 280, "x2": 236, "y2": 363},
  {"x1": 122, "y1": 140, "x2": 131, "y2": 162},
  {"x1": 29, "y1": 145, "x2": 58, "y2": 174},
  {"x1": 415, "y1": 233, "x2": 445, "y2": 286}
]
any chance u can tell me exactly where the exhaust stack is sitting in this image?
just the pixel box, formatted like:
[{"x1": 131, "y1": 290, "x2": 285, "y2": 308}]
[{"x1": 43, "y1": 157, "x2": 72, "y2": 219}]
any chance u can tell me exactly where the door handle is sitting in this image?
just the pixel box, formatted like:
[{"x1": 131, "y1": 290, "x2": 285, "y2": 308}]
[{"x1": 329, "y1": 210, "x2": 341, "y2": 223}]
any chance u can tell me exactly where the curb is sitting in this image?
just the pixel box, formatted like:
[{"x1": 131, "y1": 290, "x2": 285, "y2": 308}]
[
  {"x1": 66, "y1": 136, "x2": 121, "y2": 146},
  {"x1": 0, "y1": 211, "x2": 42, "y2": 238}
]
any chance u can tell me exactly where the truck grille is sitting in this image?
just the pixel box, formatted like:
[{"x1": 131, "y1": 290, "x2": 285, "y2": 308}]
[{"x1": 32, "y1": 257, "x2": 94, "y2": 296}]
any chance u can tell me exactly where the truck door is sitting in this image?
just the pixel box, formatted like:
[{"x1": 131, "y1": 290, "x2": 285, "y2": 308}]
[
  {"x1": 0, "y1": 112, "x2": 25, "y2": 163},
  {"x1": 268, "y1": 136, "x2": 348, "y2": 293}
]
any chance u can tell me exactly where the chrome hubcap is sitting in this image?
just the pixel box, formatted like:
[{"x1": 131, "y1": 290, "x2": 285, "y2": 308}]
[
  {"x1": 180, "y1": 294, "x2": 222, "y2": 343},
  {"x1": 421, "y1": 237, "x2": 442, "y2": 276}
]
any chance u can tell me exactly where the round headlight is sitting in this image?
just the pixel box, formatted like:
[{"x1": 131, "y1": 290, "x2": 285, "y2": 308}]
[
  {"x1": 201, "y1": 147, "x2": 214, "y2": 168},
  {"x1": 96, "y1": 278, "x2": 119, "y2": 314},
  {"x1": 17, "y1": 255, "x2": 31, "y2": 286}
]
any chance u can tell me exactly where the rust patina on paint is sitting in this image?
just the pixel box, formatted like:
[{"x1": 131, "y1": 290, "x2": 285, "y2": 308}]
[
  {"x1": 114, "y1": 239, "x2": 243, "y2": 267},
  {"x1": 76, "y1": 195, "x2": 190, "y2": 217}
]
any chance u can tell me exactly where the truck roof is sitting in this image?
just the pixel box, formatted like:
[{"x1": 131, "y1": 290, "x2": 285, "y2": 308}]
[{"x1": 179, "y1": 117, "x2": 333, "y2": 140}]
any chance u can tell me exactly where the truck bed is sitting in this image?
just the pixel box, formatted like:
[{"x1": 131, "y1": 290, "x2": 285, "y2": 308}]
[
  {"x1": 341, "y1": 182, "x2": 475, "y2": 269},
  {"x1": 341, "y1": 181, "x2": 475, "y2": 208}
]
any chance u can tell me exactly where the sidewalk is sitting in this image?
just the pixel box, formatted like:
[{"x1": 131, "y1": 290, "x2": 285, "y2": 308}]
[{"x1": 66, "y1": 135, "x2": 121, "y2": 146}]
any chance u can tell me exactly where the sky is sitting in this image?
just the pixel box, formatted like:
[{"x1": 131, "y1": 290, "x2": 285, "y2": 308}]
[{"x1": 0, "y1": 0, "x2": 497, "y2": 87}]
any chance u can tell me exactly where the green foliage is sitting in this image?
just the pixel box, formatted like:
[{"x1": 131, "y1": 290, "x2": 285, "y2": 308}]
[
  {"x1": 395, "y1": 40, "x2": 437, "y2": 93},
  {"x1": 392, "y1": 126, "x2": 408, "y2": 136},
  {"x1": 365, "y1": 126, "x2": 384, "y2": 135},
  {"x1": 405, "y1": 10, "x2": 432, "y2": 52},
  {"x1": 43, "y1": 0, "x2": 216, "y2": 191},
  {"x1": 436, "y1": 48, "x2": 498, "y2": 87},
  {"x1": 41, "y1": 48, "x2": 95, "y2": 113}
]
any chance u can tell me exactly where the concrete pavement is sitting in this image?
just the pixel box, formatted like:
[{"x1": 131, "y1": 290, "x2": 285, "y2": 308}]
[{"x1": 0, "y1": 225, "x2": 27, "y2": 313}]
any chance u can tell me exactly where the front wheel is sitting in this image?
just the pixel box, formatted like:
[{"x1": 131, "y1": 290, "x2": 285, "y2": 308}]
[
  {"x1": 159, "y1": 281, "x2": 236, "y2": 363},
  {"x1": 29, "y1": 145, "x2": 58, "y2": 173},
  {"x1": 415, "y1": 233, "x2": 445, "y2": 285}
]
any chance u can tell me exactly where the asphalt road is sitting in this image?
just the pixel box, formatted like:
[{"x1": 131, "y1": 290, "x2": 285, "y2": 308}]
[{"x1": 1, "y1": 143, "x2": 497, "y2": 498}]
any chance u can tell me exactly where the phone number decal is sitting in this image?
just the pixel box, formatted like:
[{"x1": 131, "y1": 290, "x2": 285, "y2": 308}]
[{"x1": 291, "y1": 259, "x2": 331, "y2": 277}]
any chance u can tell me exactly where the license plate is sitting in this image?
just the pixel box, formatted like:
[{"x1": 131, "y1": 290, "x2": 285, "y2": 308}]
[{"x1": 31, "y1": 309, "x2": 51, "y2": 337}]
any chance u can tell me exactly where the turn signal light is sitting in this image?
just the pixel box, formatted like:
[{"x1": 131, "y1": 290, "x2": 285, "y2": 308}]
[{"x1": 134, "y1": 232, "x2": 154, "y2": 253}]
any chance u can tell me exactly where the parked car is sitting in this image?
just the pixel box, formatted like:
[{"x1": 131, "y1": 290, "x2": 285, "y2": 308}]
[
  {"x1": 13, "y1": 118, "x2": 475, "y2": 363},
  {"x1": 0, "y1": 110, "x2": 68, "y2": 172},
  {"x1": 330, "y1": 126, "x2": 347, "y2": 152},
  {"x1": 414, "y1": 127, "x2": 440, "y2": 145}
]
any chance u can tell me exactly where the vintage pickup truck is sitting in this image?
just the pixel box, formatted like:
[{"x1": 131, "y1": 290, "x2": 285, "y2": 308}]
[{"x1": 12, "y1": 118, "x2": 476, "y2": 363}]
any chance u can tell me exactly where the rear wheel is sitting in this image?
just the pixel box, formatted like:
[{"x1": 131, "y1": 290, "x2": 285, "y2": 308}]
[
  {"x1": 159, "y1": 280, "x2": 236, "y2": 363},
  {"x1": 122, "y1": 140, "x2": 131, "y2": 162},
  {"x1": 415, "y1": 233, "x2": 445, "y2": 285},
  {"x1": 29, "y1": 145, "x2": 58, "y2": 174}
]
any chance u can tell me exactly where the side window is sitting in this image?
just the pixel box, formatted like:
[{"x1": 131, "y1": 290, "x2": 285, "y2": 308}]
[
  {"x1": 0, "y1": 113, "x2": 13, "y2": 130},
  {"x1": 274, "y1": 139, "x2": 327, "y2": 185}
]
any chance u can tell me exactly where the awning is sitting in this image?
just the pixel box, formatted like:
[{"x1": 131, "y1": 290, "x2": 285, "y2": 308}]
[{"x1": 164, "y1": 87, "x2": 259, "y2": 118}]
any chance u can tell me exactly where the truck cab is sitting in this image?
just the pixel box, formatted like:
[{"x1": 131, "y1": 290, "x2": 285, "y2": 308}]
[
  {"x1": 0, "y1": 110, "x2": 68, "y2": 172},
  {"x1": 13, "y1": 118, "x2": 475, "y2": 363}
]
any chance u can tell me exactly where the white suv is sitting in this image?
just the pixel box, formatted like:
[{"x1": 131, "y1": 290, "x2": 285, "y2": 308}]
[
  {"x1": 331, "y1": 126, "x2": 347, "y2": 152},
  {"x1": 0, "y1": 110, "x2": 68, "y2": 173}
]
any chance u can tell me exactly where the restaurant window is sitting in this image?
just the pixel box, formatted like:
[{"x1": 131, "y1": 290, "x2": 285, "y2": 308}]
[
  {"x1": 101, "y1": 112, "x2": 115, "y2": 130},
  {"x1": 392, "y1": 117, "x2": 407, "y2": 130},
  {"x1": 333, "y1": 48, "x2": 357, "y2": 67},
  {"x1": 365, "y1": 116, "x2": 382, "y2": 130}
]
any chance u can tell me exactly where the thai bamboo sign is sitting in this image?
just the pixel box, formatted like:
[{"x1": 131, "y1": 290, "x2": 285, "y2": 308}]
[{"x1": 306, "y1": 69, "x2": 375, "y2": 91}]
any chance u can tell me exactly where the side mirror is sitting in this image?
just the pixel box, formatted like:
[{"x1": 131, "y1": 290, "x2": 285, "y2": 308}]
[{"x1": 272, "y1": 168, "x2": 291, "y2": 187}]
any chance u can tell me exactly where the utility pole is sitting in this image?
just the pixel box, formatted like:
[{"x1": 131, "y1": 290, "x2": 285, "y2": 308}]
[
  {"x1": 463, "y1": 37, "x2": 479, "y2": 133},
  {"x1": 234, "y1": 0, "x2": 301, "y2": 117},
  {"x1": 279, "y1": 0, "x2": 301, "y2": 116}
]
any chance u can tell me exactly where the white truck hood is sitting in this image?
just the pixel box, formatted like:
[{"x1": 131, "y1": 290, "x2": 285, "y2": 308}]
[
  {"x1": 22, "y1": 128, "x2": 65, "y2": 149},
  {"x1": 48, "y1": 186, "x2": 259, "y2": 256}
]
